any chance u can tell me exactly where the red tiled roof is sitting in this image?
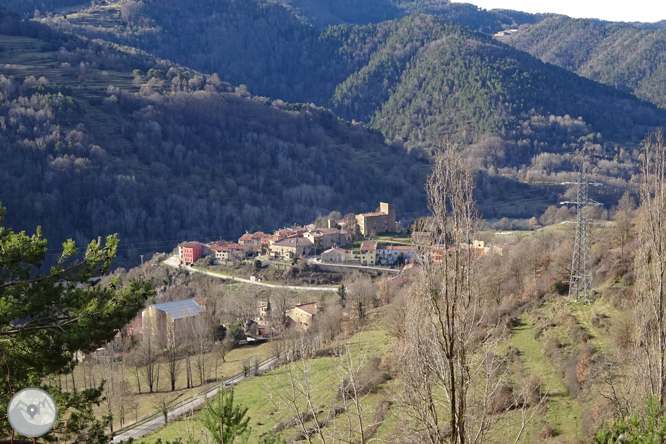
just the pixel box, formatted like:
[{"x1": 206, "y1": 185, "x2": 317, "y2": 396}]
[
  {"x1": 360, "y1": 242, "x2": 377, "y2": 251},
  {"x1": 239, "y1": 234, "x2": 253, "y2": 241},
  {"x1": 387, "y1": 276, "x2": 408, "y2": 286},
  {"x1": 294, "y1": 302, "x2": 318, "y2": 315},
  {"x1": 386, "y1": 245, "x2": 417, "y2": 251}
]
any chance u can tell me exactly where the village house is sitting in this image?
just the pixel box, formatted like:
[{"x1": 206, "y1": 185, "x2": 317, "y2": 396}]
[
  {"x1": 376, "y1": 244, "x2": 419, "y2": 265},
  {"x1": 209, "y1": 243, "x2": 245, "y2": 262},
  {"x1": 359, "y1": 242, "x2": 377, "y2": 265},
  {"x1": 430, "y1": 244, "x2": 450, "y2": 263},
  {"x1": 355, "y1": 202, "x2": 396, "y2": 236},
  {"x1": 274, "y1": 226, "x2": 307, "y2": 240},
  {"x1": 179, "y1": 242, "x2": 203, "y2": 265},
  {"x1": 429, "y1": 240, "x2": 505, "y2": 263},
  {"x1": 256, "y1": 301, "x2": 269, "y2": 322},
  {"x1": 238, "y1": 232, "x2": 270, "y2": 255},
  {"x1": 142, "y1": 298, "x2": 206, "y2": 346},
  {"x1": 321, "y1": 246, "x2": 354, "y2": 263},
  {"x1": 285, "y1": 302, "x2": 318, "y2": 330},
  {"x1": 304, "y1": 227, "x2": 346, "y2": 250},
  {"x1": 270, "y1": 237, "x2": 314, "y2": 260}
]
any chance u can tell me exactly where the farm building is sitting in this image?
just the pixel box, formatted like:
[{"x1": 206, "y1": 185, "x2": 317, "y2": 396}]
[{"x1": 142, "y1": 298, "x2": 206, "y2": 346}]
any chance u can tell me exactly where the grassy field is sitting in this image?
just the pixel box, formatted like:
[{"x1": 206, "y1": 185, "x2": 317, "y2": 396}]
[
  {"x1": 510, "y1": 311, "x2": 584, "y2": 440},
  {"x1": 135, "y1": 325, "x2": 395, "y2": 443},
  {"x1": 136, "y1": 295, "x2": 617, "y2": 443},
  {"x1": 57, "y1": 341, "x2": 274, "y2": 433}
]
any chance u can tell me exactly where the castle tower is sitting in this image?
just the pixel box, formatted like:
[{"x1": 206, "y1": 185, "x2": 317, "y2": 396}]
[{"x1": 380, "y1": 202, "x2": 396, "y2": 231}]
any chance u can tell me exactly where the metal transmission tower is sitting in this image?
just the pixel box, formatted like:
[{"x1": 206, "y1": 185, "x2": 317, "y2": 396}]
[{"x1": 560, "y1": 162, "x2": 603, "y2": 303}]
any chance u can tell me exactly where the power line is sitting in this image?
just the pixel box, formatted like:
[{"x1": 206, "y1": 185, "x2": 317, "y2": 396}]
[{"x1": 559, "y1": 160, "x2": 603, "y2": 303}]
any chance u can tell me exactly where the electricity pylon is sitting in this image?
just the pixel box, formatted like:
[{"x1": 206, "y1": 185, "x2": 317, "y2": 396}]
[{"x1": 560, "y1": 161, "x2": 603, "y2": 303}]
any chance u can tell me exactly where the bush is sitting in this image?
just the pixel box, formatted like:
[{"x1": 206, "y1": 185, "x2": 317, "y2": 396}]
[
  {"x1": 489, "y1": 384, "x2": 514, "y2": 414},
  {"x1": 564, "y1": 356, "x2": 581, "y2": 397},
  {"x1": 569, "y1": 323, "x2": 592, "y2": 345},
  {"x1": 337, "y1": 357, "x2": 390, "y2": 400},
  {"x1": 543, "y1": 336, "x2": 562, "y2": 358},
  {"x1": 591, "y1": 312, "x2": 608, "y2": 328},
  {"x1": 551, "y1": 280, "x2": 569, "y2": 295},
  {"x1": 611, "y1": 313, "x2": 634, "y2": 351}
]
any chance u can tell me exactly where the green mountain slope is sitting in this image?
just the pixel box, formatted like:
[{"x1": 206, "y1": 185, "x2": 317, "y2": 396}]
[
  {"x1": 273, "y1": 0, "x2": 543, "y2": 32},
  {"x1": 46, "y1": 3, "x2": 665, "y2": 155},
  {"x1": 0, "y1": 12, "x2": 427, "y2": 267},
  {"x1": 501, "y1": 16, "x2": 666, "y2": 108},
  {"x1": 329, "y1": 15, "x2": 663, "y2": 154}
]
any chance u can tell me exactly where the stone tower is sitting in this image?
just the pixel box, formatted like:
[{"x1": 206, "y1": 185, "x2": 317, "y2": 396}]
[{"x1": 380, "y1": 202, "x2": 396, "y2": 231}]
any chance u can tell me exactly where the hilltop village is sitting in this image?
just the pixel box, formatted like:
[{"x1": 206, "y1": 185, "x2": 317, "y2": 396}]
[{"x1": 176, "y1": 202, "x2": 506, "y2": 268}]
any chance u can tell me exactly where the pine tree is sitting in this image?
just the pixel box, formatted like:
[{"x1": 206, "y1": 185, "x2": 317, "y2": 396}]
[
  {"x1": 200, "y1": 388, "x2": 250, "y2": 444},
  {"x1": 0, "y1": 204, "x2": 152, "y2": 441}
]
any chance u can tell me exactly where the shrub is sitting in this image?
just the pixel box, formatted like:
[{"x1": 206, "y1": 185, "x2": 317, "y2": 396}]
[
  {"x1": 490, "y1": 384, "x2": 514, "y2": 414},
  {"x1": 611, "y1": 313, "x2": 634, "y2": 351},
  {"x1": 543, "y1": 336, "x2": 562, "y2": 359},
  {"x1": 337, "y1": 357, "x2": 390, "y2": 400},
  {"x1": 564, "y1": 356, "x2": 581, "y2": 398}
]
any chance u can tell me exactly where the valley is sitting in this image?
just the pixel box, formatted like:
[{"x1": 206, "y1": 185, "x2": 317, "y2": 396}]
[{"x1": 0, "y1": 0, "x2": 665, "y2": 443}]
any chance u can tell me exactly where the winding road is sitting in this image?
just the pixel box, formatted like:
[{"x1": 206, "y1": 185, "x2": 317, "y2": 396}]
[
  {"x1": 111, "y1": 356, "x2": 278, "y2": 443},
  {"x1": 163, "y1": 256, "x2": 339, "y2": 291}
]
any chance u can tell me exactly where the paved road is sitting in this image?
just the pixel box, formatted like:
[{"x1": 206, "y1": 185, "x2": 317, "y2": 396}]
[
  {"x1": 111, "y1": 356, "x2": 278, "y2": 443},
  {"x1": 308, "y1": 258, "x2": 401, "y2": 274},
  {"x1": 163, "y1": 256, "x2": 338, "y2": 291}
]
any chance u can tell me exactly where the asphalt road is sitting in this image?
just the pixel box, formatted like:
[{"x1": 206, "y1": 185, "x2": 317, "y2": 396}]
[
  {"x1": 308, "y1": 258, "x2": 401, "y2": 274},
  {"x1": 111, "y1": 356, "x2": 278, "y2": 443},
  {"x1": 163, "y1": 256, "x2": 338, "y2": 291}
]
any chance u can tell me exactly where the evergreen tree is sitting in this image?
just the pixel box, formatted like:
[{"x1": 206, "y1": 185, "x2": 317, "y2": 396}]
[
  {"x1": 338, "y1": 283, "x2": 347, "y2": 307},
  {"x1": 0, "y1": 204, "x2": 152, "y2": 441},
  {"x1": 200, "y1": 388, "x2": 250, "y2": 444}
]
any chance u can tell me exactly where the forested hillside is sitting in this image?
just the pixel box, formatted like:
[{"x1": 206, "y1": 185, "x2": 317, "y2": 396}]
[
  {"x1": 44, "y1": 3, "x2": 665, "y2": 157},
  {"x1": 0, "y1": 12, "x2": 427, "y2": 267},
  {"x1": 501, "y1": 16, "x2": 666, "y2": 108},
  {"x1": 274, "y1": 0, "x2": 542, "y2": 31},
  {"x1": 328, "y1": 15, "x2": 662, "y2": 153},
  {"x1": 0, "y1": 0, "x2": 83, "y2": 16},
  {"x1": 5, "y1": 0, "x2": 666, "y2": 260}
]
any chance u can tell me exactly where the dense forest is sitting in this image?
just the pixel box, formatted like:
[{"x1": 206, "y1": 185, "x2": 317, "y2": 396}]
[
  {"x1": 3, "y1": 0, "x2": 666, "y2": 264},
  {"x1": 502, "y1": 16, "x2": 666, "y2": 108},
  {"x1": 43, "y1": 3, "x2": 665, "y2": 155},
  {"x1": 0, "y1": 0, "x2": 82, "y2": 16},
  {"x1": 274, "y1": 0, "x2": 544, "y2": 32},
  {"x1": 0, "y1": 11, "x2": 428, "y2": 267}
]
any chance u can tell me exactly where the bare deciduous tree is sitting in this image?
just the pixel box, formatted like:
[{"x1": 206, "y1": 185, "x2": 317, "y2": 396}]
[
  {"x1": 267, "y1": 334, "x2": 327, "y2": 444},
  {"x1": 185, "y1": 313, "x2": 215, "y2": 386},
  {"x1": 612, "y1": 191, "x2": 636, "y2": 259},
  {"x1": 329, "y1": 339, "x2": 381, "y2": 444},
  {"x1": 165, "y1": 333, "x2": 181, "y2": 392},
  {"x1": 635, "y1": 131, "x2": 666, "y2": 405},
  {"x1": 344, "y1": 272, "x2": 376, "y2": 321},
  {"x1": 395, "y1": 146, "x2": 502, "y2": 443},
  {"x1": 136, "y1": 324, "x2": 160, "y2": 393}
]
